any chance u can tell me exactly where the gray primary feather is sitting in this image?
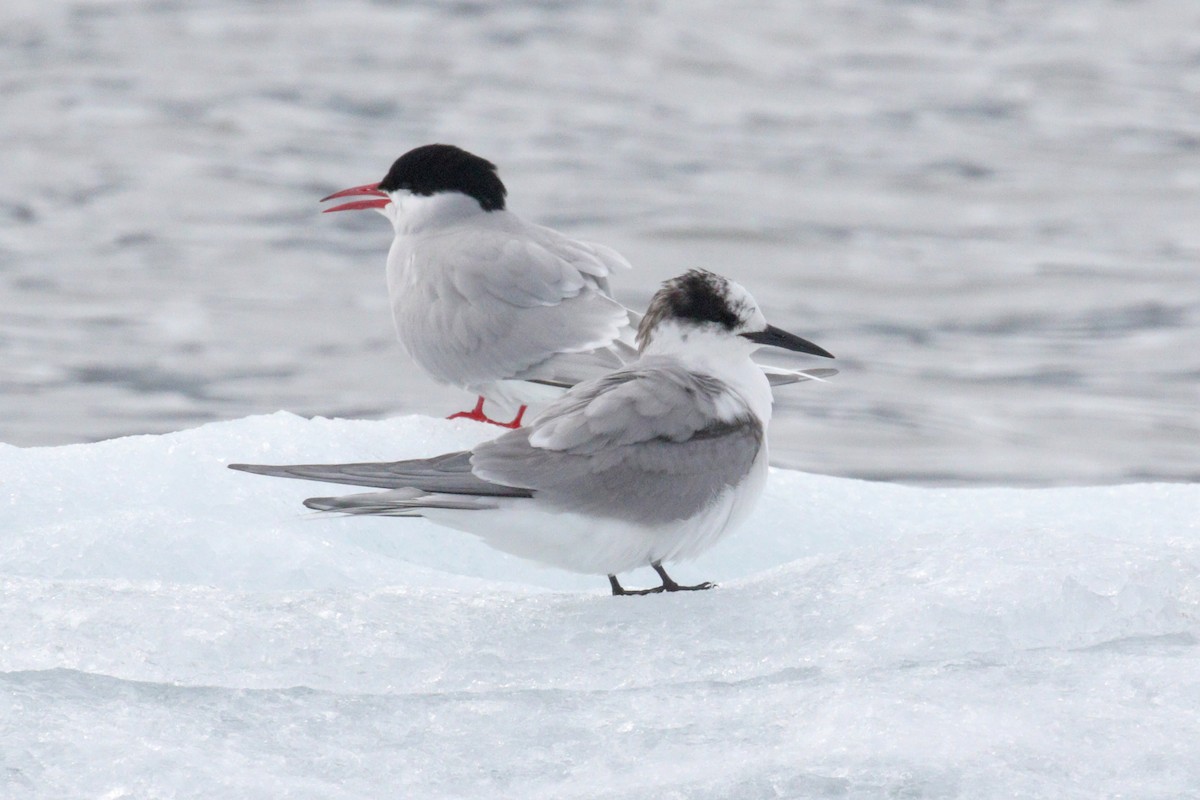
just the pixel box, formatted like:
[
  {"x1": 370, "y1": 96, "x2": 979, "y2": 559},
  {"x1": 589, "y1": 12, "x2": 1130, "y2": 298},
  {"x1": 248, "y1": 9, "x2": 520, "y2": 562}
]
[
  {"x1": 228, "y1": 452, "x2": 532, "y2": 498},
  {"x1": 507, "y1": 314, "x2": 642, "y2": 387},
  {"x1": 303, "y1": 490, "x2": 499, "y2": 515},
  {"x1": 764, "y1": 367, "x2": 839, "y2": 387},
  {"x1": 509, "y1": 345, "x2": 627, "y2": 388}
]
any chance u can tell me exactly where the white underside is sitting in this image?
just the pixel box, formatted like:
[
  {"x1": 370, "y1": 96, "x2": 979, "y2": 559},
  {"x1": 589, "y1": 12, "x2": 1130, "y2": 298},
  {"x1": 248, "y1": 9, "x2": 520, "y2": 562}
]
[{"x1": 419, "y1": 448, "x2": 770, "y2": 575}]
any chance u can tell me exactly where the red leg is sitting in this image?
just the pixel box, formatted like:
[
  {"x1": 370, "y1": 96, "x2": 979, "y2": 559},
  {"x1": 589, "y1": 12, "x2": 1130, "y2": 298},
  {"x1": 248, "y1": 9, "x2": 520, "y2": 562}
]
[
  {"x1": 492, "y1": 405, "x2": 527, "y2": 429},
  {"x1": 447, "y1": 399, "x2": 528, "y2": 429},
  {"x1": 447, "y1": 396, "x2": 488, "y2": 423}
]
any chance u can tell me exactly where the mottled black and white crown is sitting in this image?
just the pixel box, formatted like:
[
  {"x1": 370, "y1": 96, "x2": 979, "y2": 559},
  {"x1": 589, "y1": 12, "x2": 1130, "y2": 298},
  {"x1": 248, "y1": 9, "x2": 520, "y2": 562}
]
[
  {"x1": 636, "y1": 269, "x2": 834, "y2": 358},
  {"x1": 636, "y1": 270, "x2": 758, "y2": 345},
  {"x1": 377, "y1": 144, "x2": 507, "y2": 212}
]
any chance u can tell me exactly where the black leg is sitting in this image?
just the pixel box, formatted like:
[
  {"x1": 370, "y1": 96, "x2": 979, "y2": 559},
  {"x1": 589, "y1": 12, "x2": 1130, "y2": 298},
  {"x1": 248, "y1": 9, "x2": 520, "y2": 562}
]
[
  {"x1": 608, "y1": 574, "x2": 664, "y2": 596},
  {"x1": 652, "y1": 562, "x2": 716, "y2": 592}
]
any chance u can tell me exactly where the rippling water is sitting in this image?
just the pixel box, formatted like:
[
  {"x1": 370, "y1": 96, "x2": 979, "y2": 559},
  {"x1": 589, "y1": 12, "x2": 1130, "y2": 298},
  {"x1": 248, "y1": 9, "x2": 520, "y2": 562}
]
[{"x1": 2, "y1": 0, "x2": 1198, "y2": 485}]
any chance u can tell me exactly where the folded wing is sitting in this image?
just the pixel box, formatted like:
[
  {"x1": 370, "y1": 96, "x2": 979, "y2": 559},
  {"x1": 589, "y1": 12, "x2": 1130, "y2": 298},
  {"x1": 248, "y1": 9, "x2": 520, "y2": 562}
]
[
  {"x1": 470, "y1": 360, "x2": 765, "y2": 525},
  {"x1": 230, "y1": 360, "x2": 763, "y2": 526},
  {"x1": 394, "y1": 224, "x2": 633, "y2": 388}
]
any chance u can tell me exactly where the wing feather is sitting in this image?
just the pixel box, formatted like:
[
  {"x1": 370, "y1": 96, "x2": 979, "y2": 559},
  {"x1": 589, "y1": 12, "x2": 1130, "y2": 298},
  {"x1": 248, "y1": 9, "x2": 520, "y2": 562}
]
[
  {"x1": 228, "y1": 452, "x2": 531, "y2": 498},
  {"x1": 469, "y1": 361, "x2": 764, "y2": 524},
  {"x1": 232, "y1": 361, "x2": 763, "y2": 526},
  {"x1": 392, "y1": 223, "x2": 632, "y2": 388}
]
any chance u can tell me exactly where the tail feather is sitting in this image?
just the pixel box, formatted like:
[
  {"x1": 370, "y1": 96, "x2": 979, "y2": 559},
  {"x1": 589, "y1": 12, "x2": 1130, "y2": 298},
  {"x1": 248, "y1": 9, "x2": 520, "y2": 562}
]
[
  {"x1": 764, "y1": 367, "x2": 839, "y2": 387},
  {"x1": 229, "y1": 451, "x2": 532, "y2": 497},
  {"x1": 303, "y1": 490, "x2": 501, "y2": 516}
]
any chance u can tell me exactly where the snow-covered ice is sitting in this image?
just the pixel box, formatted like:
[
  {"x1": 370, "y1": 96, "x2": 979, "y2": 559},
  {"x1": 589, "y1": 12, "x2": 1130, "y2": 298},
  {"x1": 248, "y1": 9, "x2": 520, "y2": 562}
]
[{"x1": 3, "y1": 414, "x2": 1198, "y2": 798}]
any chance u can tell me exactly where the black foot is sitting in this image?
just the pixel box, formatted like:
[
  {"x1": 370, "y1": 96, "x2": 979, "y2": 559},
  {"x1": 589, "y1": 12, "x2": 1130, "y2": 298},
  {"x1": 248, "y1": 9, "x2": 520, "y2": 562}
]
[
  {"x1": 653, "y1": 562, "x2": 716, "y2": 592},
  {"x1": 608, "y1": 574, "x2": 664, "y2": 596}
]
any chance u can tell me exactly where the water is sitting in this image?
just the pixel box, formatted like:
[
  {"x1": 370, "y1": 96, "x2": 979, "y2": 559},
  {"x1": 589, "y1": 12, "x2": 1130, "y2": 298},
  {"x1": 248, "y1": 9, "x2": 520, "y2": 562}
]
[{"x1": 2, "y1": 0, "x2": 1198, "y2": 485}]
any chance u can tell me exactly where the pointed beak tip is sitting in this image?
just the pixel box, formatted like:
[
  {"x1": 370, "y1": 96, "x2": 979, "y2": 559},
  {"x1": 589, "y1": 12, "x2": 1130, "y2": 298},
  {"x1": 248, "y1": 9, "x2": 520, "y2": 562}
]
[
  {"x1": 744, "y1": 325, "x2": 834, "y2": 358},
  {"x1": 801, "y1": 344, "x2": 835, "y2": 359}
]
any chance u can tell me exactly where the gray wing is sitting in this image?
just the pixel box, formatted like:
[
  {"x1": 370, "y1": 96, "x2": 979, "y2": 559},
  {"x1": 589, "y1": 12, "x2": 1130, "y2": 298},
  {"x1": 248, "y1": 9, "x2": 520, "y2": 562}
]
[
  {"x1": 509, "y1": 309, "x2": 641, "y2": 387},
  {"x1": 470, "y1": 359, "x2": 764, "y2": 525},
  {"x1": 302, "y1": 490, "x2": 504, "y2": 516},
  {"x1": 228, "y1": 451, "x2": 532, "y2": 498},
  {"x1": 393, "y1": 224, "x2": 632, "y2": 388},
  {"x1": 476, "y1": 222, "x2": 632, "y2": 306},
  {"x1": 508, "y1": 343, "x2": 627, "y2": 387}
]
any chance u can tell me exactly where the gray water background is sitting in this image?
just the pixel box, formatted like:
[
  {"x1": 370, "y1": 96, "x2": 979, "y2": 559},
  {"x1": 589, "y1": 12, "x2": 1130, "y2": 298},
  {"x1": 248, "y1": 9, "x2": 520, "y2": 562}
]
[{"x1": 2, "y1": 0, "x2": 1198, "y2": 485}]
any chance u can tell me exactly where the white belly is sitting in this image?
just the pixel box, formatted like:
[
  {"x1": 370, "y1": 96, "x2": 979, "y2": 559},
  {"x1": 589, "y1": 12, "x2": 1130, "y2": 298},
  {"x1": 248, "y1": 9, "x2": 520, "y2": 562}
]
[{"x1": 421, "y1": 448, "x2": 770, "y2": 575}]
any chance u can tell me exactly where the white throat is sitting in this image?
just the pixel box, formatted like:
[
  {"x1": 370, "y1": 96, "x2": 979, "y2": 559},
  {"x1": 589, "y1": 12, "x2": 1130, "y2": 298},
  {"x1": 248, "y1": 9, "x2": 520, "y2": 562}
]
[
  {"x1": 387, "y1": 191, "x2": 489, "y2": 235},
  {"x1": 642, "y1": 322, "x2": 774, "y2": 424}
]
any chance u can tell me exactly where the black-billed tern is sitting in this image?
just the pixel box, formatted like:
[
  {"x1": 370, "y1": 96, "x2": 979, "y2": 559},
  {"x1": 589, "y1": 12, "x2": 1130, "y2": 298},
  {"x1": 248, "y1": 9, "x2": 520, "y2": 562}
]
[{"x1": 231, "y1": 270, "x2": 834, "y2": 596}]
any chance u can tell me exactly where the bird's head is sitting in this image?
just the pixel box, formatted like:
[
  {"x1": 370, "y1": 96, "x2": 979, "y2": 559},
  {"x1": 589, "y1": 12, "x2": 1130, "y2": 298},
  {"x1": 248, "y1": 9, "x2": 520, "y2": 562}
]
[
  {"x1": 636, "y1": 270, "x2": 834, "y2": 359},
  {"x1": 320, "y1": 144, "x2": 507, "y2": 215}
]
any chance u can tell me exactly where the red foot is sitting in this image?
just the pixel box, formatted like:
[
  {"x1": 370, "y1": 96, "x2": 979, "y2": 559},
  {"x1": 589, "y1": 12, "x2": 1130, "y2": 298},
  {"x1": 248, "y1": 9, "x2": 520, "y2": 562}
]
[
  {"x1": 447, "y1": 396, "x2": 488, "y2": 423},
  {"x1": 496, "y1": 405, "x2": 527, "y2": 429},
  {"x1": 447, "y1": 397, "x2": 528, "y2": 429}
]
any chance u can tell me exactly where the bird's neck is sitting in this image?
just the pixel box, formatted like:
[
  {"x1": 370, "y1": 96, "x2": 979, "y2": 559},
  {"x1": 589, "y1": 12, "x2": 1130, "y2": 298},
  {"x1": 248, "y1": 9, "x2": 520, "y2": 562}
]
[
  {"x1": 642, "y1": 323, "x2": 773, "y2": 424},
  {"x1": 391, "y1": 192, "x2": 490, "y2": 236}
]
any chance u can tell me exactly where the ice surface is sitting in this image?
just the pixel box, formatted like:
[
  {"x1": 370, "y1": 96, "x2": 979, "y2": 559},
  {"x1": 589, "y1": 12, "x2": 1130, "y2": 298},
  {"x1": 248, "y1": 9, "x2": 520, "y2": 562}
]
[{"x1": 2, "y1": 415, "x2": 1198, "y2": 798}]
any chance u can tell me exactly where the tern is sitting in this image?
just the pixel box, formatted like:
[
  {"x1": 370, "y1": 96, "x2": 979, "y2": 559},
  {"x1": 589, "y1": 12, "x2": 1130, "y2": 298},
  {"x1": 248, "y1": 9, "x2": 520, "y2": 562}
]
[
  {"x1": 321, "y1": 144, "x2": 835, "y2": 428},
  {"x1": 231, "y1": 270, "x2": 834, "y2": 595},
  {"x1": 322, "y1": 143, "x2": 634, "y2": 428}
]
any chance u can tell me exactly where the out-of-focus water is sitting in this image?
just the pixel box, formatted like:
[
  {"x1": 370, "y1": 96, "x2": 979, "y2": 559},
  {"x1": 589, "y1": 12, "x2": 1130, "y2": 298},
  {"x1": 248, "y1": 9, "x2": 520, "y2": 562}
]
[{"x1": 2, "y1": 0, "x2": 1197, "y2": 485}]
